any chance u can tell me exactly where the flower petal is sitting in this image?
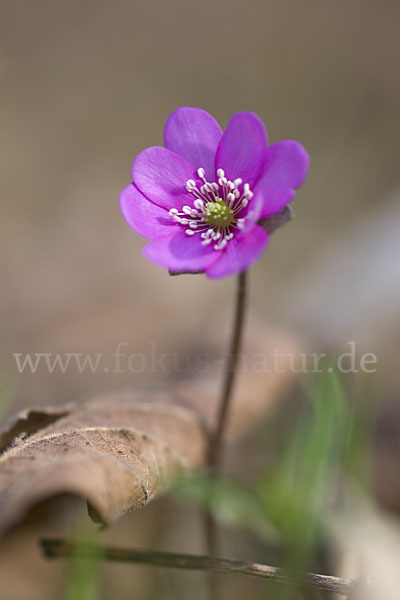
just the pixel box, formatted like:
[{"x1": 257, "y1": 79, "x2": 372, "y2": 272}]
[
  {"x1": 255, "y1": 141, "x2": 309, "y2": 219},
  {"x1": 132, "y1": 146, "x2": 196, "y2": 211},
  {"x1": 119, "y1": 183, "x2": 178, "y2": 239},
  {"x1": 205, "y1": 225, "x2": 269, "y2": 279},
  {"x1": 142, "y1": 230, "x2": 219, "y2": 273},
  {"x1": 164, "y1": 107, "x2": 222, "y2": 180},
  {"x1": 215, "y1": 112, "x2": 268, "y2": 188}
]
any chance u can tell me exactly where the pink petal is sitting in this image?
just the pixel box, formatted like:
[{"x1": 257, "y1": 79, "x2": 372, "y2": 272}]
[
  {"x1": 142, "y1": 230, "x2": 220, "y2": 273},
  {"x1": 164, "y1": 107, "x2": 222, "y2": 180},
  {"x1": 205, "y1": 225, "x2": 269, "y2": 279},
  {"x1": 255, "y1": 141, "x2": 309, "y2": 219},
  {"x1": 132, "y1": 146, "x2": 196, "y2": 211},
  {"x1": 215, "y1": 112, "x2": 268, "y2": 188},
  {"x1": 119, "y1": 183, "x2": 178, "y2": 239}
]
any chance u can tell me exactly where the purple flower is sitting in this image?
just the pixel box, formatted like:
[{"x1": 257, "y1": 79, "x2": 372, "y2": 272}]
[{"x1": 120, "y1": 108, "x2": 309, "y2": 279}]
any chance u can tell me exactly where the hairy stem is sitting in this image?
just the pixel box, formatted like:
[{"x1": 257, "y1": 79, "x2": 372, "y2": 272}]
[
  {"x1": 202, "y1": 271, "x2": 248, "y2": 598},
  {"x1": 208, "y1": 270, "x2": 248, "y2": 470}
]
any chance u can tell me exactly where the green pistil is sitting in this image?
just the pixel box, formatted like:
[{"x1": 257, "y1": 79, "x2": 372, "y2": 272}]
[{"x1": 204, "y1": 198, "x2": 234, "y2": 228}]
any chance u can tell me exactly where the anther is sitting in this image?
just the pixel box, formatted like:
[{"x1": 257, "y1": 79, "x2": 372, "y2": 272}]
[
  {"x1": 219, "y1": 239, "x2": 227, "y2": 249},
  {"x1": 186, "y1": 179, "x2": 196, "y2": 192},
  {"x1": 180, "y1": 167, "x2": 254, "y2": 250}
]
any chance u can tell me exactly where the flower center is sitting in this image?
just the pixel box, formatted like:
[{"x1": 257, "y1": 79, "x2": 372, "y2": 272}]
[
  {"x1": 168, "y1": 168, "x2": 254, "y2": 251},
  {"x1": 204, "y1": 199, "x2": 234, "y2": 228}
]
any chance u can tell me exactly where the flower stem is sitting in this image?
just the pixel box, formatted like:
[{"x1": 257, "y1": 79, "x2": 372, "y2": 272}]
[
  {"x1": 202, "y1": 270, "x2": 248, "y2": 597},
  {"x1": 208, "y1": 270, "x2": 248, "y2": 470}
]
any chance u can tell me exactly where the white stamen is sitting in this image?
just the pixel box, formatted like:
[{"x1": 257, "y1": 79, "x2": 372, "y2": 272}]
[
  {"x1": 175, "y1": 167, "x2": 254, "y2": 251},
  {"x1": 186, "y1": 179, "x2": 196, "y2": 192},
  {"x1": 194, "y1": 199, "x2": 204, "y2": 209},
  {"x1": 219, "y1": 239, "x2": 228, "y2": 250}
]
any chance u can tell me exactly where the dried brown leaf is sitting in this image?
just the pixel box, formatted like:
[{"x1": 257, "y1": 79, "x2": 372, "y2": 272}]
[
  {"x1": 0, "y1": 322, "x2": 303, "y2": 536},
  {"x1": 0, "y1": 394, "x2": 207, "y2": 536}
]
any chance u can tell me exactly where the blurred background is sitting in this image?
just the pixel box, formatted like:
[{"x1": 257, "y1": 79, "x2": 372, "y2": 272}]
[{"x1": 1, "y1": 0, "x2": 399, "y2": 598}]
